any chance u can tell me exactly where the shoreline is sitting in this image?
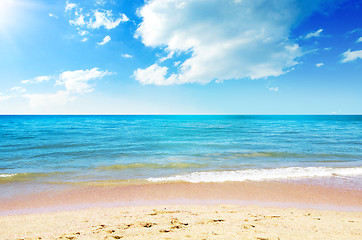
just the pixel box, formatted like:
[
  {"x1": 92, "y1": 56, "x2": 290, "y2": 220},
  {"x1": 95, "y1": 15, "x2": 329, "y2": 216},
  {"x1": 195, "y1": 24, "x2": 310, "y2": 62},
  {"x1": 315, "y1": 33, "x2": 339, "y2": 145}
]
[
  {"x1": 1, "y1": 180, "x2": 361, "y2": 216},
  {"x1": 1, "y1": 180, "x2": 361, "y2": 239}
]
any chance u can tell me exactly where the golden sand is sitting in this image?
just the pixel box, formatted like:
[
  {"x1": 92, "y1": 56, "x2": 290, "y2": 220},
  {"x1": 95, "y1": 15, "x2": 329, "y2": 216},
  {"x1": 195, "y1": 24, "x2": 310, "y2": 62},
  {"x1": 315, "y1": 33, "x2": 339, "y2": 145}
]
[
  {"x1": 1, "y1": 181, "x2": 361, "y2": 239},
  {"x1": 1, "y1": 205, "x2": 361, "y2": 239}
]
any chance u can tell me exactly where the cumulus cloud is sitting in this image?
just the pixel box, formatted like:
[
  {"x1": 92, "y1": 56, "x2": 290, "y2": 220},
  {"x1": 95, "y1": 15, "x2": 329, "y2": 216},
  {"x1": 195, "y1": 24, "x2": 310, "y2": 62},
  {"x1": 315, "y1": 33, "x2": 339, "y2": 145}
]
[
  {"x1": 22, "y1": 75, "x2": 52, "y2": 84},
  {"x1": 316, "y1": 62, "x2": 324, "y2": 67},
  {"x1": 56, "y1": 68, "x2": 112, "y2": 94},
  {"x1": 304, "y1": 29, "x2": 323, "y2": 39},
  {"x1": 98, "y1": 35, "x2": 111, "y2": 45},
  {"x1": 69, "y1": 14, "x2": 86, "y2": 26},
  {"x1": 65, "y1": 1, "x2": 77, "y2": 12},
  {"x1": 69, "y1": 9, "x2": 129, "y2": 30},
  {"x1": 357, "y1": 37, "x2": 362, "y2": 43},
  {"x1": 133, "y1": 64, "x2": 172, "y2": 85},
  {"x1": 24, "y1": 68, "x2": 112, "y2": 108},
  {"x1": 133, "y1": 0, "x2": 328, "y2": 85},
  {"x1": 67, "y1": 3, "x2": 129, "y2": 43},
  {"x1": 341, "y1": 49, "x2": 362, "y2": 63},
  {"x1": 121, "y1": 54, "x2": 133, "y2": 58},
  {"x1": 79, "y1": 30, "x2": 88, "y2": 36},
  {"x1": 88, "y1": 10, "x2": 128, "y2": 29},
  {"x1": 34, "y1": 75, "x2": 51, "y2": 82}
]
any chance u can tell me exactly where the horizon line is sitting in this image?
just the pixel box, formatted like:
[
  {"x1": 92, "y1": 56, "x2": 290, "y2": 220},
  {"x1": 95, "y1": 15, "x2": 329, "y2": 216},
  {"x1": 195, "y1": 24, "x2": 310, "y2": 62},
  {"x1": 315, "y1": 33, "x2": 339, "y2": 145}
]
[{"x1": 0, "y1": 113, "x2": 361, "y2": 116}]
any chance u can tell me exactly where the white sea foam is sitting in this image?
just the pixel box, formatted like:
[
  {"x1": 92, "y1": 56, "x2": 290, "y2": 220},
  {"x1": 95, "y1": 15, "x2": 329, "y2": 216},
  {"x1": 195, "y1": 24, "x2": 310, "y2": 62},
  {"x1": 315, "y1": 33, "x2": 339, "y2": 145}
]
[
  {"x1": 147, "y1": 167, "x2": 362, "y2": 183},
  {"x1": 0, "y1": 173, "x2": 16, "y2": 178}
]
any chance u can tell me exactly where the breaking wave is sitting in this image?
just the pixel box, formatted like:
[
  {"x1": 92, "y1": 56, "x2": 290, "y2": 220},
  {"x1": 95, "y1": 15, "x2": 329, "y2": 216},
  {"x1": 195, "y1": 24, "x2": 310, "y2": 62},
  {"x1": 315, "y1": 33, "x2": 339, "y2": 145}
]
[{"x1": 147, "y1": 167, "x2": 362, "y2": 183}]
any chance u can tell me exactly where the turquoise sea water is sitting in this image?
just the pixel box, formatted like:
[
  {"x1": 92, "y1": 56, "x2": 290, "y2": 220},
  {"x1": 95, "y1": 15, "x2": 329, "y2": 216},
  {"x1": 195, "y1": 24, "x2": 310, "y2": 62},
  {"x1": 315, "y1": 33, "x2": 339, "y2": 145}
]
[{"x1": 0, "y1": 115, "x2": 361, "y2": 197}]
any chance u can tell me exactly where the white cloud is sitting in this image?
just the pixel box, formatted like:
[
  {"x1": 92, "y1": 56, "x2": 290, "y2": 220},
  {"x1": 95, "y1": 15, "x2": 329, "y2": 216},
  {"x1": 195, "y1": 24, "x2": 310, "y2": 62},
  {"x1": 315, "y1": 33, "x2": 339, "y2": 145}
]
[
  {"x1": 22, "y1": 75, "x2": 52, "y2": 84},
  {"x1": 341, "y1": 49, "x2": 362, "y2": 63},
  {"x1": 304, "y1": 29, "x2": 323, "y2": 39},
  {"x1": 357, "y1": 37, "x2": 362, "y2": 43},
  {"x1": 133, "y1": 64, "x2": 174, "y2": 85},
  {"x1": 96, "y1": 0, "x2": 107, "y2": 6},
  {"x1": 67, "y1": 5, "x2": 129, "y2": 42},
  {"x1": 159, "y1": 51, "x2": 174, "y2": 63},
  {"x1": 121, "y1": 54, "x2": 133, "y2": 58},
  {"x1": 56, "y1": 68, "x2": 112, "y2": 94},
  {"x1": 35, "y1": 75, "x2": 52, "y2": 82},
  {"x1": 88, "y1": 10, "x2": 129, "y2": 29},
  {"x1": 267, "y1": 87, "x2": 279, "y2": 92},
  {"x1": 133, "y1": 0, "x2": 327, "y2": 85},
  {"x1": 347, "y1": 28, "x2": 361, "y2": 35},
  {"x1": 79, "y1": 30, "x2": 88, "y2": 36},
  {"x1": 49, "y1": 13, "x2": 58, "y2": 18},
  {"x1": 69, "y1": 9, "x2": 129, "y2": 30},
  {"x1": 0, "y1": 93, "x2": 11, "y2": 101},
  {"x1": 10, "y1": 87, "x2": 26, "y2": 93},
  {"x1": 316, "y1": 62, "x2": 324, "y2": 67},
  {"x1": 65, "y1": 1, "x2": 77, "y2": 12},
  {"x1": 23, "y1": 68, "x2": 113, "y2": 108},
  {"x1": 97, "y1": 35, "x2": 111, "y2": 45},
  {"x1": 23, "y1": 91, "x2": 73, "y2": 108},
  {"x1": 69, "y1": 14, "x2": 86, "y2": 26}
]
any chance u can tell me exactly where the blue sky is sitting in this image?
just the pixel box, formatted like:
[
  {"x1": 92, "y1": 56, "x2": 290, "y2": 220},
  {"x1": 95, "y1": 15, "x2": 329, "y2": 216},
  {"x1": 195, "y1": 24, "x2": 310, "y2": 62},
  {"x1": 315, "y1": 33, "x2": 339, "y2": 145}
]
[{"x1": 0, "y1": 0, "x2": 361, "y2": 114}]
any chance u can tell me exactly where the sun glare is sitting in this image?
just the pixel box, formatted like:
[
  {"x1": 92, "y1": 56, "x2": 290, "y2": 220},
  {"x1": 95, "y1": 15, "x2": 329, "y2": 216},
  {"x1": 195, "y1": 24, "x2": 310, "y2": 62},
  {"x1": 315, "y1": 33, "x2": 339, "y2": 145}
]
[
  {"x1": 0, "y1": 0, "x2": 17, "y2": 32},
  {"x1": 0, "y1": 0, "x2": 15, "y2": 16},
  {"x1": 0, "y1": 0, "x2": 40, "y2": 37}
]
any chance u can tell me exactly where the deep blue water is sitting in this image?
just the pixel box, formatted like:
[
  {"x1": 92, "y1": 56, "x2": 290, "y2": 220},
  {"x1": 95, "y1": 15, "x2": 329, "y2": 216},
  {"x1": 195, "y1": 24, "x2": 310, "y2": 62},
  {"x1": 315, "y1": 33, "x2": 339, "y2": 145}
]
[{"x1": 0, "y1": 115, "x2": 361, "y2": 188}]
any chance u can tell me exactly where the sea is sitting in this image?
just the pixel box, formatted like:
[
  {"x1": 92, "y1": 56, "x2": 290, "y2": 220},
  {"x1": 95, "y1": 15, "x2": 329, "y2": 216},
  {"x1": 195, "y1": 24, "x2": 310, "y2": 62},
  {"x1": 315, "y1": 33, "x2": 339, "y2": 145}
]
[{"x1": 0, "y1": 115, "x2": 362, "y2": 199}]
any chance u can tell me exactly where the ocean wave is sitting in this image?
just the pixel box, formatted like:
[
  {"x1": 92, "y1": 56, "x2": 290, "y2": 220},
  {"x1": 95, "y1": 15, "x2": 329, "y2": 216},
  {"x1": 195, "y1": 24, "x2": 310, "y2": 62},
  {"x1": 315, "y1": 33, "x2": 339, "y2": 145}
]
[
  {"x1": 201, "y1": 151, "x2": 360, "y2": 160},
  {"x1": 147, "y1": 167, "x2": 362, "y2": 183},
  {"x1": 0, "y1": 172, "x2": 62, "y2": 184},
  {"x1": 0, "y1": 173, "x2": 17, "y2": 178},
  {"x1": 96, "y1": 162, "x2": 206, "y2": 171}
]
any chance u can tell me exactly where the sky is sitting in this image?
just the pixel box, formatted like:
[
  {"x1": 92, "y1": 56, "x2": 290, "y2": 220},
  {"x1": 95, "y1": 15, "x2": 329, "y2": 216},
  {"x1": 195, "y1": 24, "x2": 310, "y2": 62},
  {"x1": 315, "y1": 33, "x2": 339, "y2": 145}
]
[{"x1": 0, "y1": 0, "x2": 361, "y2": 114}]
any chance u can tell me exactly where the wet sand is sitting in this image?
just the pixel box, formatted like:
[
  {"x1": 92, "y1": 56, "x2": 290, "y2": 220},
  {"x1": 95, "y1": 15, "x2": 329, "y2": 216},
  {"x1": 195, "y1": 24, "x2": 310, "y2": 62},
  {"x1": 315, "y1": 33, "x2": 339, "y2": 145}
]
[{"x1": 1, "y1": 181, "x2": 361, "y2": 215}]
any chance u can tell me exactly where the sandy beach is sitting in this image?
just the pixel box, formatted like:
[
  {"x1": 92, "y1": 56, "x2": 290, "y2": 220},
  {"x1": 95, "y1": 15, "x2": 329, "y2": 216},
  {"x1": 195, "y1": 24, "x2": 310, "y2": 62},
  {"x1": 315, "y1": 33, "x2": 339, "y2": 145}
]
[
  {"x1": 1, "y1": 0, "x2": 362, "y2": 236},
  {"x1": 0, "y1": 181, "x2": 361, "y2": 239},
  {"x1": 1, "y1": 204, "x2": 361, "y2": 239},
  {"x1": 1, "y1": 181, "x2": 362, "y2": 213}
]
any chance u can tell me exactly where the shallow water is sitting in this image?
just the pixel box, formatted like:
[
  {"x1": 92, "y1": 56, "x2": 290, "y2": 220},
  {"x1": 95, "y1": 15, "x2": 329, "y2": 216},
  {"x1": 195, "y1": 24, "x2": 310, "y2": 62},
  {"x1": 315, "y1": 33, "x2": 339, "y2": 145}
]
[{"x1": 0, "y1": 115, "x2": 361, "y2": 197}]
